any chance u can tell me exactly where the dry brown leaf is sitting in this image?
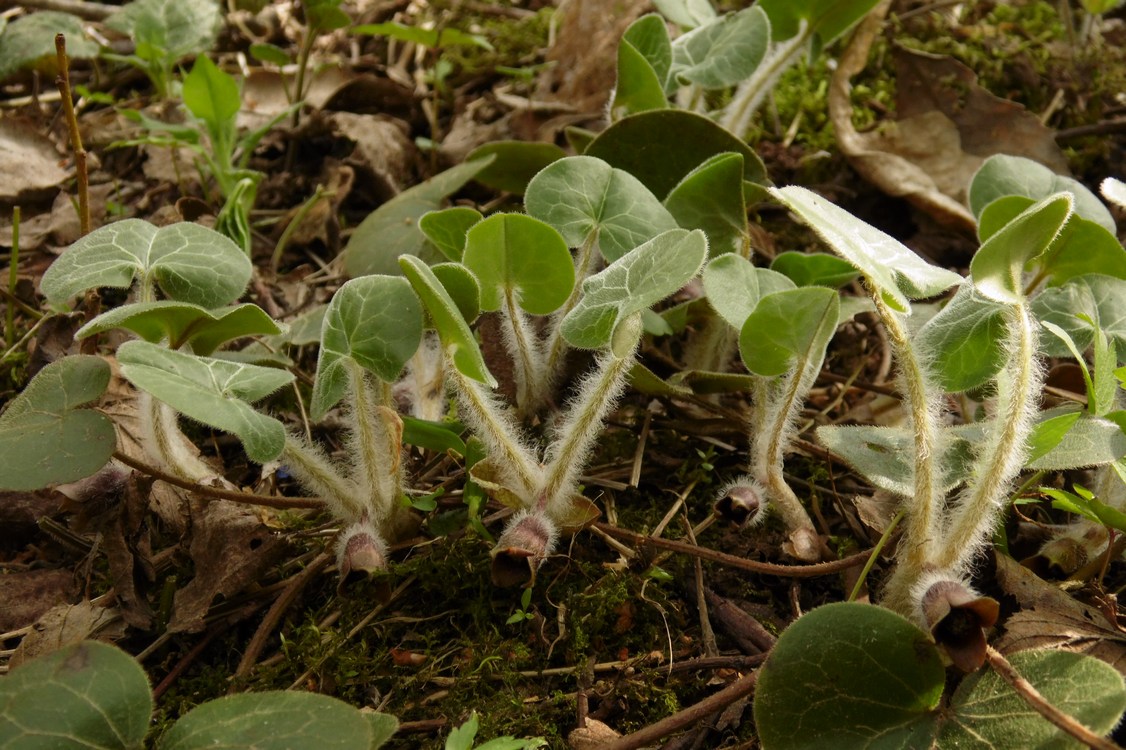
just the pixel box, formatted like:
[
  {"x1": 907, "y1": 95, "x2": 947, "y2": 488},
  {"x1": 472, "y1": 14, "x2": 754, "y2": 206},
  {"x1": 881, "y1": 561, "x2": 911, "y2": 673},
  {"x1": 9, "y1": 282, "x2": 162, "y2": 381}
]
[
  {"x1": 0, "y1": 569, "x2": 75, "y2": 632},
  {"x1": 326, "y1": 111, "x2": 416, "y2": 198},
  {"x1": 568, "y1": 718, "x2": 622, "y2": 749},
  {"x1": 851, "y1": 489, "x2": 900, "y2": 535},
  {"x1": 0, "y1": 118, "x2": 67, "y2": 202},
  {"x1": 10, "y1": 601, "x2": 125, "y2": 667},
  {"x1": 993, "y1": 552, "x2": 1126, "y2": 676}
]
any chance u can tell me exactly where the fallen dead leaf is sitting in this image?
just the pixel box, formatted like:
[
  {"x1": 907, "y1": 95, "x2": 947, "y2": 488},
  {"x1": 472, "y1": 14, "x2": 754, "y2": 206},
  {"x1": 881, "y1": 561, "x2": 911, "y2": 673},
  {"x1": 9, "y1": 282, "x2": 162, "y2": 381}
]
[
  {"x1": 10, "y1": 601, "x2": 125, "y2": 667},
  {"x1": 568, "y1": 718, "x2": 622, "y2": 749},
  {"x1": 0, "y1": 117, "x2": 67, "y2": 202},
  {"x1": 0, "y1": 569, "x2": 76, "y2": 632}
]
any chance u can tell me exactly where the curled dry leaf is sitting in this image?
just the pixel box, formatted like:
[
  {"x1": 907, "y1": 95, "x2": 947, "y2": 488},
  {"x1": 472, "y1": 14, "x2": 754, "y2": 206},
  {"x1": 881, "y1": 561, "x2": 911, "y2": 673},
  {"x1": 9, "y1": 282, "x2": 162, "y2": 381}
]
[
  {"x1": 0, "y1": 569, "x2": 76, "y2": 633},
  {"x1": 568, "y1": 718, "x2": 622, "y2": 750},
  {"x1": 10, "y1": 602, "x2": 126, "y2": 668}
]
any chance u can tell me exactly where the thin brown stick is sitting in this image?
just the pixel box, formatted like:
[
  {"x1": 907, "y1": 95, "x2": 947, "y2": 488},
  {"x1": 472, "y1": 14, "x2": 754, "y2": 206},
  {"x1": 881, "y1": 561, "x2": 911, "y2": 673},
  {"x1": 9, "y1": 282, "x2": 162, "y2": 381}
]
[
  {"x1": 984, "y1": 645, "x2": 1123, "y2": 750},
  {"x1": 113, "y1": 451, "x2": 325, "y2": 509},
  {"x1": 54, "y1": 34, "x2": 90, "y2": 237},
  {"x1": 593, "y1": 522, "x2": 873, "y2": 578},
  {"x1": 601, "y1": 670, "x2": 759, "y2": 750},
  {"x1": 151, "y1": 627, "x2": 224, "y2": 701}
]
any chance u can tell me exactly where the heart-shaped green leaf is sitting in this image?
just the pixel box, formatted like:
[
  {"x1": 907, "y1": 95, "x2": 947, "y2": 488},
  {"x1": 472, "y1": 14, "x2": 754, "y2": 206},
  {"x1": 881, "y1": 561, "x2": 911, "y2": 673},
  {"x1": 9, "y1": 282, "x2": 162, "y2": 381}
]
[
  {"x1": 670, "y1": 5, "x2": 770, "y2": 89},
  {"x1": 0, "y1": 11, "x2": 99, "y2": 79},
  {"x1": 562, "y1": 229, "x2": 708, "y2": 354},
  {"x1": 105, "y1": 0, "x2": 221, "y2": 63},
  {"x1": 312, "y1": 275, "x2": 424, "y2": 419},
  {"x1": 464, "y1": 141, "x2": 566, "y2": 195},
  {"x1": 118, "y1": 340, "x2": 293, "y2": 462},
  {"x1": 625, "y1": 13, "x2": 673, "y2": 85},
  {"x1": 418, "y1": 207, "x2": 482, "y2": 262},
  {"x1": 916, "y1": 282, "x2": 1007, "y2": 392},
  {"x1": 702, "y1": 254, "x2": 795, "y2": 330},
  {"x1": 769, "y1": 186, "x2": 962, "y2": 312},
  {"x1": 0, "y1": 640, "x2": 152, "y2": 749},
  {"x1": 757, "y1": 0, "x2": 881, "y2": 46},
  {"x1": 524, "y1": 155, "x2": 677, "y2": 262},
  {"x1": 769, "y1": 251, "x2": 861, "y2": 288},
  {"x1": 664, "y1": 152, "x2": 749, "y2": 257},
  {"x1": 969, "y1": 154, "x2": 1115, "y2": 233},
  {"x1": 970, "y1": 193, "x2": 1074, "y2": 305},
  {"x1": 343, "y1": 157, "x2": 494, "y2": 278},
  {"x1": 76, "y1": 301, "x2": 280, "y2": 355},
  {"x1": 739, "y1": 287, "x2": 839, "y2": 377},
  {"x1": 754, "y1": 602, "x2": 945, "y2": 750},
  {"x1": 0, "y1": 356, "x2": 114, "y2": 490},
  {"x1": 461, "y1": 213, "x2": 575, "y2": 315},
  {"x1": 41, "y1": 219, "x2": 252, "y2": 307},
  {"x1": 399, "y1": 255, "x2": 495, "y2": 387},
  {"x1": 613, "y1": 33, "x2": 669, "y2": 118},
  {"x1": 585, "y1": 110, "x2": 769, "y2": 198},
  {"x1": 159, "y1": 691, "x2": 384, "y2": 750}
]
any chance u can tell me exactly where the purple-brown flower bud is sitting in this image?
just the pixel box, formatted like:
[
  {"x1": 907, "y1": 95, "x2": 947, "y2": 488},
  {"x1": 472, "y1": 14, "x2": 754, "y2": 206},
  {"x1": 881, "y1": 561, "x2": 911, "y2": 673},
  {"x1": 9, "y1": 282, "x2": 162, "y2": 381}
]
[
  {"x1": 335, "y1": 520, "x2": 389, "y2": 595},
  {"x1": 916, "y1": 575, "x2": 1000, "y2": 672},
  {"x1": 714, "y1": 479, "x2": 767, "y2": 528},
  {"x1": 490, "y1": 511, "x2": 558, "y2": 588}
]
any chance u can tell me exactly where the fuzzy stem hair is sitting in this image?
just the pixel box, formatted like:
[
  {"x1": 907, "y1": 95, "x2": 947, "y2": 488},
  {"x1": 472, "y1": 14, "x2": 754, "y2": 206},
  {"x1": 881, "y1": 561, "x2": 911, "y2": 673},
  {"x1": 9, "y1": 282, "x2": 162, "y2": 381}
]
[
  {"x1": 543, "y1": 231, "x2": 601, "y2": 389},
  {"x1": 138, "y1": 391, "x2": 214, "y2": 482},
  {"x1": 935, "y1": 303, "x2": 1042, "y2": 575},
  {"x1": 502, "y1": 287, "x2": 548, "y2": 418},
  {"x1": 281, "y1": 434, "x2": 363, "y2": 521},
  {"x1": 344, "y1": 361, "x2": 400, "y2": 521},
  {"x1": 719, "y1": 23, "x2": 809, "y2": 137}
]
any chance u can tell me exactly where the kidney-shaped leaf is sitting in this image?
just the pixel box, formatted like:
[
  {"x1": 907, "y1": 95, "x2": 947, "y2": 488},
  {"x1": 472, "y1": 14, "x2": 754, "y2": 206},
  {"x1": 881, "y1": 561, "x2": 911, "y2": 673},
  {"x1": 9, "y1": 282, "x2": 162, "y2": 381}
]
[
  {"x1": 613, "y1": 16, "x2": 670, "y2": 118},
  {"x1": 561, "y1": 229, "x2": 707, "y2": 353},
  {"x1": 739, "y1": 287, "x2": 839, "y2": 377},
  {"x1": 769, "y1": 186, "x2": 962, "y2": 312},
  {"x1": 41, "y1": 219, "x2": 251, "y2": 308},
  {"x1": 0, "y1": 356, "x2": 115, "y2": 491},
  {"x1": 76, "y1": 301, "x2": 280, "y2": 355},
  {"x1": 970, "y1": 193, "x2": 1074, "y2": 305},
  {"x1": 702, "y1": 254, "x2": 794, "y2": 330},
  {"x1": 753, "y1": 602, "x2": 945, "y2": 750},
  {"x1": 312, "y1": 275, "x2": 424, "y2": 419},
  {"x1": 159, "y1": 691, "x2": 380, "y2": 750},
  {"x1": 525, "y1": 155, "x2": 677, "y2": 262},
  {"x1": 671, "y1": 5, "x2": 770, "y2": 89},
  {"x1": 664, "y1": 152, "x2": 749, "y2": 257},
  {"x1": 418, "y1": 207, "x2": 482, "y2": 262},
  {"x1": 118, "y1": 341, "x2": 293, "y2": 463},
  {"x1": 969, "y1": 154, "x2": 1115, "y2": 234},
  {"x1": 0, "y1": 640, "x2": 151, "y2": 750},
  {"x1": 462, "y1": 213, "x2": 575, "y2": 315}
]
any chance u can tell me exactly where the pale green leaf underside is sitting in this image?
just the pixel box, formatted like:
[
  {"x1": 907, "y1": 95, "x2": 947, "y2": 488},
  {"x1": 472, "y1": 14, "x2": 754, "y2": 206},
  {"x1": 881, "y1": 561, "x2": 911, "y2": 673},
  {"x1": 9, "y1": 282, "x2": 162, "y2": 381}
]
[
  {"x1": 970, "y1": 193, "x2": 1074, "y2": 305},
  {"x1": 703, "y1": 254, "x2": 794, "y2": 330},
  {"x1": 969, "y1": 154, "x2": 1115, "y2": 234},
  {"x1": 561, "y1": 228, "x2": 707, "y2": 351},
  {"x1": 0, "y1": 355, "x2": 114, "y2": 490},
  {"x1": 118, "y1": 340, "x2": 292, "y2": 462},
  {"x1": 524, "y1": 155, "x2": 678, "y2": 262},
  {"x1": 652, "y1": 0, "x2": 716, "y2": 29},
  {"x1": 670, "y1": 5, "x2": 770, "y2": 89},
  {"x1": 769, "y1": 186, "x2": 962, "y2": 312},
  {"x1": 41, "y1": 219, "x2": 251, "y2": 308},
  {"x1": 0, "y1": 11, "x2": 98, "y2": 79},
  {"x1": 0, "y1": 640, "x2": 152, "y2": 750},
  {"x1": 76, "y1": 301, "x2": 280, "y2": 355}
]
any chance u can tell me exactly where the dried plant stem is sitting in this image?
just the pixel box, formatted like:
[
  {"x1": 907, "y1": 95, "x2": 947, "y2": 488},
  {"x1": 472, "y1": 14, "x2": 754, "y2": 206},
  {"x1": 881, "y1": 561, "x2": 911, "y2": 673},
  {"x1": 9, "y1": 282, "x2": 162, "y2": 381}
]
[
  {"x1": 54, "y1": 34, "x2": 90, "y2": 237},
  {"x1": 540, "y1": 347, "x2": 635, "y2": 512},
  {"x1": 984, "y1": 645, "x2": 1122, "y2": 750},
  {"x1": 938, "y1": 303, "x2": 1041, "y2": 574}
]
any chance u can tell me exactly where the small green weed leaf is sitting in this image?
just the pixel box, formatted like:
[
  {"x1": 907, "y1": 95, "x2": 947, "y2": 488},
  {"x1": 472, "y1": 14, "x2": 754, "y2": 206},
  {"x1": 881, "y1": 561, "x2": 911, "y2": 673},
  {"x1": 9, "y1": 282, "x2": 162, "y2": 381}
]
[
  {"x1": 1102, "y1": 177, "x2": 1126, "y2": 210},
  {"x1": 365, "y1": 712, "x2": 400, "y2": 748},
  {"x1": 0, "y1": 356, "x2": 114, "y2": 491},
  {"x1": 159, "y1": 691, "x2": 376, "y2": 750},
  {"x1": 671, "y1": 6, "x2": 770, "y2": 89},
  {"x1": 652, "y1": 0, "x2": 716, "y2": 28},
  {"x1": 769, "y1": 186, "x2": 962, "y2": 312},
  {"x1": 462, "y1": 213, "x2": 574, "y2": 315},
  {"x1": 344, "y1": 157, "x2": 493, "y2": 278},
  {"x1": 312, "y1": 276, "x2": 423, "y2": 418},
  {"x1": 613, "y1": 34, "x2": 669, "y2": 118},
  {"x1": 464, "y1": 141, "x2": 566, "y2": 195},
  {"x1": 667, "y1": 369, "x2": 758, "y2": 394},
  {"x1": 305, "y1": 0, "x2": 350, "y2": 32},
  {"x1": 754, "y1": 602, "x2": 944, "y2": 750},
  {"x1": 419, "y1": 207, "x2": 482, "y2": 262},
  {"x1": 585, "y1": 110, "x2": 768, "y2": 198},
  {"x1": 624, "y1": 14, "x2": 672, "y2": 86},
  {"x1": 182, "y1": 55, "x2": 239, "y2": 138},
  {"x1": 1032, "y1": 282, "x2": 1098, "y2": 357},
  {"x1": 399, "y1": 256, "x2": 495, "y2": 387},
  {"x1": 664, "y1": 152, "x2": 748, "y2": 257},
  {"x1": 757, "y1": 0, "x2": 881, "y2": 46},
  {"x1": 445, "y1": 712, "x2": 480, "y2": 750},
  {"x1": 352, "y1": 21, "x2": 492, "y2": 51},
  {"x1": 703, "y1": 254, "x2": 794, "y2": 330},
  {"x1": 76, "y1": 301, "x2": 280, "y2": 355},
  {"x1": 118, "y1": 341, "x2": 292, "y2": 462},
  {"x1": 770, "y1": 251, "x2": 860, "y2": 288},
  {"x1": 0, "y1": 12, "x2": 97, "y2": 78},
  {"x1": 970, "y1": 193, "x2": 1074, "y2": 305},
  {"x1": 105, "y1": 0, "x2": 221, "y2": 64},
  {"x1": 939, "y1": 650, "x2": 1126, "y2": 748},
  {"x1": 41, "y1": 219, "x2": 251, "y2": 308},
  {"x1": 249, "y1": 42, "x2": 289, "y2": 66},
  {"x1": 969, "y1": 154, "x2": 1115, "y2": 234},
  {"x1": 524, "y1": 155, "x2": 677, "y2": 262},
  {"x1": 0, "y1": 640, "x2": 151, "y2": 749},
  {"x1": 916, "y1": 283, "x2": 1007, "y2": 392},
  {"x1": 739, "y1": 287, "x2": 839, "y2": 377},
  {"x1": 561, "y1": 229, "x2": 707, "y2": 353},
  {"x1": 401, "y1": 416, "x2": 465, "y2": 456},
  {"x1": 979, "y1": 197, "x2": 1126, "y2": 285},
  {"x1": 1026, "y1": 409, "x2": 1082, "y2": 464},
  {"x1": 1026, "y1": 409, "x2": 1126, "y2": 471}
]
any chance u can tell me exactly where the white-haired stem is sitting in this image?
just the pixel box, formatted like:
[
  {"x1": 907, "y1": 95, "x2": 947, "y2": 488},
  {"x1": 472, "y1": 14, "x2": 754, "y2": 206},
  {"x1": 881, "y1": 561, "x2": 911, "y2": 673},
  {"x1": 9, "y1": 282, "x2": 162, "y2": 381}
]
[
  {"x1": 281, "y1": 435, "x2": 362, "y2": 521},
  {"x1": 543, "y1": 231, "x2": 600, "y2": 386},
  {"x1": 138, "y1": 391, "x2": 214, "y2": 482},
  {"x1": 448, "y1": 362, "x2": 541, "y2": 500},
  {"x1": 937, "y1": 303, "x2": 1041, "y2": 574},
  {"x1": 719, "y1": 23, "x2": 809, "y2": 137},
  {"x1": 502, "y1": 287, "x2": 547, "y2": 418},
  {"x1": 539, "y1": 344, "x2": 636, "y2": 514},
  {"x1": 344, "y1": 361, "x2": 400, "y2": 521},
  {"x1": 870, "y1": 292, "x2": 944, "y2": 612}
]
